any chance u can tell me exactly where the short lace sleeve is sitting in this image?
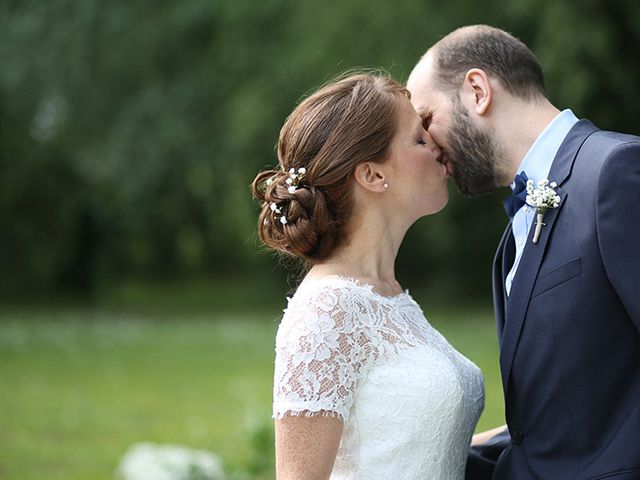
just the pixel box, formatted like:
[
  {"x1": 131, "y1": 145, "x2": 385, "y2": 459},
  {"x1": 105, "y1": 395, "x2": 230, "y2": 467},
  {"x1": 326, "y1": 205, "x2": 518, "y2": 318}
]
[{"x1": 272, "y1": 283, "x2": 371, "y2": 422}]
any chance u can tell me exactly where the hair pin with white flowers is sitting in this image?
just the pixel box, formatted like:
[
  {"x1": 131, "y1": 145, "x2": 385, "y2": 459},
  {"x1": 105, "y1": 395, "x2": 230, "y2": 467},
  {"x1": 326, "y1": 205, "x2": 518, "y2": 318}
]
[
  {"x1": 266, "y1": 167, "x2": 307, "y2": 225},
  {"x1": 266, "y1": 167, "x2": 306, "y2": 193},
  {"x1": 270, "y1": 202, "x2": 287, "y2": 224}
]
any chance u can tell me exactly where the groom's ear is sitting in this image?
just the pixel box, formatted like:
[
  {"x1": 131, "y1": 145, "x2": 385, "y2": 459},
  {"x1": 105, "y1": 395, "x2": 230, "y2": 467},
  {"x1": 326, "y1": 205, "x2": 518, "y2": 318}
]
[
  {"x1": 354, "y1": 162, "x2": 386, "y2": 193},
  {"x1": 463, "y1": 68, "x2": 493, "y2": 116}
]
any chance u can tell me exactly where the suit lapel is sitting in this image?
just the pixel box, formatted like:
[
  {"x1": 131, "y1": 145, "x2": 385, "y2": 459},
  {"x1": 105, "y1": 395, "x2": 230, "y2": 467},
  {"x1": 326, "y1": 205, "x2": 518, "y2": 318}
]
[
  {"x1": 492, "y1": 224, "x2": 512, "y2": 343},
  {"x1": 499, "y1": 120, "x2": 599, "y2": 396},
  {"x1": 499, "y1": 188, "x2": 567, "y2": 392},
  {"x1": 502, "y1": 230, "x2": 516, "y2": 290}
]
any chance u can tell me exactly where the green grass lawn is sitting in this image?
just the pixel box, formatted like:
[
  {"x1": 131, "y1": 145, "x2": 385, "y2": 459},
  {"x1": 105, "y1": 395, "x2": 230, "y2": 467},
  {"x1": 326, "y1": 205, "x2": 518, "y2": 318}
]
[{"x1": 0, "y1": 303, "x2": 504, "y2": 480}]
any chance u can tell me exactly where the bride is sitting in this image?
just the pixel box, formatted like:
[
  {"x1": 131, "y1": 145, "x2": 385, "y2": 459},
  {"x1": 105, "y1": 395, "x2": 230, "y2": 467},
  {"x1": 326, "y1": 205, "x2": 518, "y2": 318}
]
[{"x1": 251, "y1": 72, "x2": 485, "y2": 479}]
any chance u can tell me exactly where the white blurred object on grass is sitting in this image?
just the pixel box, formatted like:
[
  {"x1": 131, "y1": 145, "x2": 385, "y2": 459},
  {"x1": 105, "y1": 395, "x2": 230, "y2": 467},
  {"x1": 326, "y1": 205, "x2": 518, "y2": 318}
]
[{"x1": 116, "y1": 442, "x2": 226, "y2": 480}]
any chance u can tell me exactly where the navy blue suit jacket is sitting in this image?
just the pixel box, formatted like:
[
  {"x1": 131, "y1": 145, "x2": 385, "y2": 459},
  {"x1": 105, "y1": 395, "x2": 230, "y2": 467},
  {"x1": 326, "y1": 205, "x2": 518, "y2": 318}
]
[{"x1": 489, "y1": 120, "x2": 640, "y2": 480}]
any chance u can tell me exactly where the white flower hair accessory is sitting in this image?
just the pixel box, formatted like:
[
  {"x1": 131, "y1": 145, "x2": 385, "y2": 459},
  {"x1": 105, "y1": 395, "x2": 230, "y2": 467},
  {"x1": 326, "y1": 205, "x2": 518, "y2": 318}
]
[
  {"x1": 285, "y1": 167, "x2": 306, "y2": 194},
  {"x1": 267, "y1": 167, "x2": 307, "y2": 225},
  {"x1": 525, "y1": 178, "x2": 561, "y2": 243},
  {"x1": 270, "y1": 202, "x2": 287, "y2": 224}
]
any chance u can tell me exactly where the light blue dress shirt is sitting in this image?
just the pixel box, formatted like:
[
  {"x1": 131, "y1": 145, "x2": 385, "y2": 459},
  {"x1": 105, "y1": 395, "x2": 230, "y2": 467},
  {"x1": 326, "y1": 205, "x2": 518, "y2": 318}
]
[{"x1": 505, "y1": 109, "x2": 579, "y2": 295}]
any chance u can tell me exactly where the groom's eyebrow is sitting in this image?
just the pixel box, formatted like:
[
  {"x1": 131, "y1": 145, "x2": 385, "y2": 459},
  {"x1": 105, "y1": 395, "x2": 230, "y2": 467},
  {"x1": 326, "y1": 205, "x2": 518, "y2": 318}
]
[
  {"x1": 418, "y1": 108, "x2": 433, "y2": 130},
  {"x1": 418, "y1": 105, "x2": 433, "y2": 118},
  {"x1": 414, "y1": 103, "x2": 428, "y2": 117}
]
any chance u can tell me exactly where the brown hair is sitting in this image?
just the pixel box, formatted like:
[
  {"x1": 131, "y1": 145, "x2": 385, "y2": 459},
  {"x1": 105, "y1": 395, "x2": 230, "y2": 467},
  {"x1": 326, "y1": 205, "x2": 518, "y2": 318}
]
[
  {"x1": 430, "y1": 25, "x2": 546, "y2": 100},
  {"x1": 251, "y1": 72, "x2": 408, "y2": 261}
]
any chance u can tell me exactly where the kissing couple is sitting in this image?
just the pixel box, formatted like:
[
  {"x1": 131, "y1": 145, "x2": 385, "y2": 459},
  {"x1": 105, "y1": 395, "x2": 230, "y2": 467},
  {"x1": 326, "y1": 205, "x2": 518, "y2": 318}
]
[{"x1": 251, "y1": 25, "x2": 640, "y2": 480}]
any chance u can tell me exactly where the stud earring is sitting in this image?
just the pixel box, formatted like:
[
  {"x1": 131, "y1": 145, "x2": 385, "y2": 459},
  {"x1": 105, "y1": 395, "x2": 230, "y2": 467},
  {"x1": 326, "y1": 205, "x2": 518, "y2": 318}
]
[{"x1": 383, "y1": 183, "x2": 389, "y2": 189}]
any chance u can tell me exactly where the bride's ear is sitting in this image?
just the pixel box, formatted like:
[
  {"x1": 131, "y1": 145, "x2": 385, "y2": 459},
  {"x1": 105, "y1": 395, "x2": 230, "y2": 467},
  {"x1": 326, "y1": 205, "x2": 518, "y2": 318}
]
[
  {"x1": 354, "y1": 162, "x2": 387, "y2": 193},
  {"x1": 463, "y1": 68, "x2": 493, "y2": 116}
]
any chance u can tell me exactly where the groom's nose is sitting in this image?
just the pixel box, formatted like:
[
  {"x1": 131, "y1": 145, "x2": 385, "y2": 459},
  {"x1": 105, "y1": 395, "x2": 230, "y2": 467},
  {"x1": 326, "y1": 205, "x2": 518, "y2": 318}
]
[
  {"x1": 424, "y1": 132, "x2": 442, "y2": 156},
  {"x1": 424, "y1": 129, "x2": 443, "y2": 148}
]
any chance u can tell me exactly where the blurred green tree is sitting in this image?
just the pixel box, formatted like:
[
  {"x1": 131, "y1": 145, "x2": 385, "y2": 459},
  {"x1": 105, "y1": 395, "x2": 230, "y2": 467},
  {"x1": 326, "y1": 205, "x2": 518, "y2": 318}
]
[{"x1": 1, "y1": 0, "x2": 638, "y2": 300}]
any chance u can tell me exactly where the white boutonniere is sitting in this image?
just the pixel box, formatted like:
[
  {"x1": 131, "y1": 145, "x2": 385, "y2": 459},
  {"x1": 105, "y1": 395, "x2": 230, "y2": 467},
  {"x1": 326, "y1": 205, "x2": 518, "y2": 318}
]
[{"x1": 526, "y1": 179, "x2": 561, "y2": 244}]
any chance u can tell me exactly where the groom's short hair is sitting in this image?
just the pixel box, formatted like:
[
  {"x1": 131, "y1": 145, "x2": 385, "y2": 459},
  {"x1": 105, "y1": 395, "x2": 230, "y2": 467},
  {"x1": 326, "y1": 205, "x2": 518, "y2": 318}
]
[{"x1": 429, "y1": 25, "x2": 547, "y2": 101}]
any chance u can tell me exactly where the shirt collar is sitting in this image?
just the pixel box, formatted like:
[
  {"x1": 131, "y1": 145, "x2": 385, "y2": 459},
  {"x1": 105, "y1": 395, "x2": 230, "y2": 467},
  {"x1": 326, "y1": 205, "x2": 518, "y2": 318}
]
[{"x1": 511, "y1": 109, "x2": 579, "y2": 189}]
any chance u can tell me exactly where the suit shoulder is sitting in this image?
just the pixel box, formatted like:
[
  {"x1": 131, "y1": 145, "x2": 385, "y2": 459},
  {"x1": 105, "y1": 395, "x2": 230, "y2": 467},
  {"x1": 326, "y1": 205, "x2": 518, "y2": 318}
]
[
  {"x1": 574, "y1": 129, "x2": 640, "y2": 173},
  {"x1": 589, "y1": 130, "x2": 640, "y2": 152}
]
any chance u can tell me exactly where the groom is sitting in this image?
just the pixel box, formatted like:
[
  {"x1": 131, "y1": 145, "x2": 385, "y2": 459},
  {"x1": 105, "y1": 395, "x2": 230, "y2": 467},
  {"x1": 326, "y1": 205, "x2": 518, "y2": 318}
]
[{"x1": 407, "y1": 25, "x2": 640, "y2": 479}]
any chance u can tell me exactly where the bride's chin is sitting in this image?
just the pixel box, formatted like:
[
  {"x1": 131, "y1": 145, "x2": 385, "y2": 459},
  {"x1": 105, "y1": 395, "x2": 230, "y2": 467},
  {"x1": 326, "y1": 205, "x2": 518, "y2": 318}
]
[
  {"x1": 437, "y1": 197, "x2": 450, "y2": 213},
  {"x1": 422, "y1": 191, "x2": 450, "y2": 217}
]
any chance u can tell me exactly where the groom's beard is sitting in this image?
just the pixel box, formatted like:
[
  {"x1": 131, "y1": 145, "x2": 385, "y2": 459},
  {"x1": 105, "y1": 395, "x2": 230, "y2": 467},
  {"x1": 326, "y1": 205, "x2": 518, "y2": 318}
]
[{"x1": 447, "y1": 98, "x2": 502, "y2": 197}]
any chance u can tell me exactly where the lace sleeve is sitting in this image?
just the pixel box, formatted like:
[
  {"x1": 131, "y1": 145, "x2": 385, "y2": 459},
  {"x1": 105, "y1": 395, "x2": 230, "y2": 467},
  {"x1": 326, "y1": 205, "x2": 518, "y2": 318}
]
[{"x1": 272, "y1": 284, "x2": 371, "y2": 422}]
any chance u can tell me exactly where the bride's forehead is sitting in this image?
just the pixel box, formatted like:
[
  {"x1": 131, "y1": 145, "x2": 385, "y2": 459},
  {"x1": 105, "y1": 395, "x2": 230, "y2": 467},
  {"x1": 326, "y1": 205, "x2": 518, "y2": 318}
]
[{"x1": 395, "y1": 99, "x2": 421, "y2": 125}]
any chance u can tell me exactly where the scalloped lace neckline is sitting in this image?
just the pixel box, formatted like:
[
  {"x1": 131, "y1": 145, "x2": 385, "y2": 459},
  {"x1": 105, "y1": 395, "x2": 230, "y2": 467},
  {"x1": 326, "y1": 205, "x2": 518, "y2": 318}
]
[{"x1": 298, "y1": 274, "x2": 411, "y2": 303}]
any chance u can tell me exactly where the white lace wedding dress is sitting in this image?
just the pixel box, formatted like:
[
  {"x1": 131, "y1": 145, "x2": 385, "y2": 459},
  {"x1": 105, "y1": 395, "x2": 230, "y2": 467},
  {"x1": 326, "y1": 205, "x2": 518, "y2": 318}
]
[{"x1": 272, "y1": 276, "x2": 485, "y2": 479}]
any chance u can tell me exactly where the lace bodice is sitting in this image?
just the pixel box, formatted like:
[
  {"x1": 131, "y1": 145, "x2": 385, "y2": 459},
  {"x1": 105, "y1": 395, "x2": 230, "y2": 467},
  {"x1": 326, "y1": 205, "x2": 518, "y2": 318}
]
[{"x1": 273, "y1": 276, "x2": 485, "y2": 479}]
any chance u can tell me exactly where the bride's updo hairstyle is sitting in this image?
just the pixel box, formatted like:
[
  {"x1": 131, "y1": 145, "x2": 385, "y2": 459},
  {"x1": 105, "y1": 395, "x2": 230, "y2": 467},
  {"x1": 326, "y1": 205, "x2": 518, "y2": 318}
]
[{"x1": 252, "y1": 72, "x2": 408, "y2": 261}]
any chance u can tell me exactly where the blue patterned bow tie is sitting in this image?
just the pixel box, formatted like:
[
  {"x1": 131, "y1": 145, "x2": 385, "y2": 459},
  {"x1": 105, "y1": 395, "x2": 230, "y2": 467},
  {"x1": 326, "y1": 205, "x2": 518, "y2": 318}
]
[{"x1": 503, "y1": 171, "x2": 529, "y2": 219}]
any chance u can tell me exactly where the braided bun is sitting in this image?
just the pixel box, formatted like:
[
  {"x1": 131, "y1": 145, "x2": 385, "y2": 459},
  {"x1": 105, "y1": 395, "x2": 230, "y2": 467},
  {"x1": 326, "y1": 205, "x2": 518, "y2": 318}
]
[
  {"x1": 251, "y1": 72, "x2": 408, "y2": 262},
  {"x1": 252, "y1": 171, "x2": 337, "y2": 259}
]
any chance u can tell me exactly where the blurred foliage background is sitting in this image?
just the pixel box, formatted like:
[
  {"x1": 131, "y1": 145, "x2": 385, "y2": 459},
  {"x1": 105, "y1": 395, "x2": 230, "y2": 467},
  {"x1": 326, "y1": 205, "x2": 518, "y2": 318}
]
[
  {"x1": 2, "y1": 0, "x2": 640, "y2": 479},
  {"x1": 2, "y1": 0, "x2": 639, "y2": 303}
]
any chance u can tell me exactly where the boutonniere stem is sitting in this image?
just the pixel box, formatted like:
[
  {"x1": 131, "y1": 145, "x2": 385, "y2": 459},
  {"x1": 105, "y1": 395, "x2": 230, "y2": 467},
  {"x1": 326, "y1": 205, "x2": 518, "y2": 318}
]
[
  {"x1": 533, "y1": 213, "x2": 546, "y2": 244},
  {"x1": 526, "y1": 179, "x2": 561, "y2": 244}
]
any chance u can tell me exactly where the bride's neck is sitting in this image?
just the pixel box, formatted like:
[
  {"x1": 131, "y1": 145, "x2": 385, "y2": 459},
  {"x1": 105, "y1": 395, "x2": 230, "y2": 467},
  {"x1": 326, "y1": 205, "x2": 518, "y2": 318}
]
[{"x1": 308, "y1": 210, "x2": 409, "y2": 293}]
